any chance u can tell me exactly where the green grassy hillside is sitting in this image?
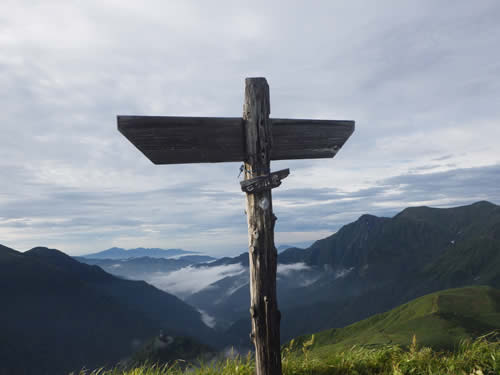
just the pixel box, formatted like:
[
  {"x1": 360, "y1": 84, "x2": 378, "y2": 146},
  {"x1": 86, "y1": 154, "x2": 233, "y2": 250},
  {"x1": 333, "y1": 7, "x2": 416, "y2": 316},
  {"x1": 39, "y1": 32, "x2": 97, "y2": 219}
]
[{"x1": 289, "y1": 286, "x2": 500, "y2": 357}]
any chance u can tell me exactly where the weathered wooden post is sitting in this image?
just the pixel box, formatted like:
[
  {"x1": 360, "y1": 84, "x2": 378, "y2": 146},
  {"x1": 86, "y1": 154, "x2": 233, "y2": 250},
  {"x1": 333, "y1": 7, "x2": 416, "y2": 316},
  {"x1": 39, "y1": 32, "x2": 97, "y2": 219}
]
[
  {"x1": 243, "y1": 78, "x2": 281, "y2": 374},
  {"x1": 117, "y1": 77, "x2": 354, "y2": 375}
]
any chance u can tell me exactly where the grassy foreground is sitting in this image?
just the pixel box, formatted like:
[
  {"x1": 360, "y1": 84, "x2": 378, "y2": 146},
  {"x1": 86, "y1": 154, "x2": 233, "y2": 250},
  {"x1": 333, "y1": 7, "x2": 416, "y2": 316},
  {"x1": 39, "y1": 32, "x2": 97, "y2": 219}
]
[{"x1": 74, "y1": 334, "x2": 499, "y2": 375}]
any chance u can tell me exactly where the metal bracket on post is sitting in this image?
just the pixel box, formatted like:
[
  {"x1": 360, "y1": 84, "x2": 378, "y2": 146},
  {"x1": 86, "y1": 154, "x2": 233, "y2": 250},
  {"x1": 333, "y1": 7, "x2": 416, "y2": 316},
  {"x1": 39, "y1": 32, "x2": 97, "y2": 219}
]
[{"x1": 240, "y1": 168, "x2": 290, "y2": 194}]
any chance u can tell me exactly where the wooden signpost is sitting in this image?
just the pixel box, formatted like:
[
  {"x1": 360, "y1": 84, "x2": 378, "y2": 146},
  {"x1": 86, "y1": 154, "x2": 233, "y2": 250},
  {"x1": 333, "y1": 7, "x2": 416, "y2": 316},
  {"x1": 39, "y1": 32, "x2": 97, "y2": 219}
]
[{"x1": 118, "y1": 77, "x2": 354, "y2": 375}]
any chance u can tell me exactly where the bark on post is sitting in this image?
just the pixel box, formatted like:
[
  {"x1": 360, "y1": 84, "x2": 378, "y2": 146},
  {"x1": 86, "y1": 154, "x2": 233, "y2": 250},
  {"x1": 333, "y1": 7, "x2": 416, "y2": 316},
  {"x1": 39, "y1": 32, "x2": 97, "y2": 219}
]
[{"x1": 243, "y1": 77, "x2": 282, "y2": 375}]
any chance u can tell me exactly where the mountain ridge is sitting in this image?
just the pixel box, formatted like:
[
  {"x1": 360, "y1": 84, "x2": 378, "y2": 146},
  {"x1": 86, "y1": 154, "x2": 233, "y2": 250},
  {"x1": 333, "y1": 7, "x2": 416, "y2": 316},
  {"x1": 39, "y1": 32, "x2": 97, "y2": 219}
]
[
  {"x1": 0, "y1": 244, "x2": 223, "y2": 375},
  {"x1": 81, "y1": 247, "x2": 197, "y2": 259},
  {"x1": 186, "y1": 200, "x2": 500, "y2": 342}
]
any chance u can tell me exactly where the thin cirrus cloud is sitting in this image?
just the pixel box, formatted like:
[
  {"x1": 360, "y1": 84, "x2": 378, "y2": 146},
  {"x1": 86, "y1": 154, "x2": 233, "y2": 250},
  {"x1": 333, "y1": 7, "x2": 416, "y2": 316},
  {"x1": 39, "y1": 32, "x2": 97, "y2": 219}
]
[{"x1": 0, "y1": 1, "x2": 499, "y2": 256}]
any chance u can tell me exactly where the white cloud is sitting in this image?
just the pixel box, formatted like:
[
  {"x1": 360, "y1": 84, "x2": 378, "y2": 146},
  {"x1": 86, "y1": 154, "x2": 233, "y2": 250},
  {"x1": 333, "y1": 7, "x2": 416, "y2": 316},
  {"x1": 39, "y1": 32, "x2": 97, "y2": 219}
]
[
  {"x1": 226, "y1": 280, "x2": 248, "y2": 297},
  {"x1": 197, "y1": 308, "x2": 216, "y2": 329},
  {"x1": 300, "y1": 277, "x2": 320, "y2": 287},
  {"x1": 335, "y1": 267, "x2": 354, "y2": 279},
  {"x1": 146, "y1": 263, "x2": 245, "y2": 298},
  {"x1": 277, "y1": 262, "x2": 311, "y2": 276}
]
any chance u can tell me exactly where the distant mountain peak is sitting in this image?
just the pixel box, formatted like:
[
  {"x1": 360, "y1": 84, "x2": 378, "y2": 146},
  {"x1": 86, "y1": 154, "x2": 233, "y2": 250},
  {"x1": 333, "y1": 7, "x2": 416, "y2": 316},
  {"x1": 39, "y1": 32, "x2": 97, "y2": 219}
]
[
  {"x1": 471, "y1": 200, "x2": 495, "y2": 207},
  {"x1": 82, "y1": 247, "x2": 197, "y2": 260},
  {"x1": 356, "y1": 213, "x2": 382, "y2": 223},
  {"x1": 0, "y1": 243, "x2": 22, "y2": 261},
  {"x1": 27, "y1": 246, "x2": 68, "y2": 257},
  {"x1": 25, "y1": 247, "x2": 77, "y2": 264},
  {"x1": 395, "y1": 200, "x2": 499, "y2": 222},
  {"x1": 0, "y1": 243, "x2": 18, "y2": 254},
  {"x1": 358, "y1": 213, "x2": 379, "y2": 219}
]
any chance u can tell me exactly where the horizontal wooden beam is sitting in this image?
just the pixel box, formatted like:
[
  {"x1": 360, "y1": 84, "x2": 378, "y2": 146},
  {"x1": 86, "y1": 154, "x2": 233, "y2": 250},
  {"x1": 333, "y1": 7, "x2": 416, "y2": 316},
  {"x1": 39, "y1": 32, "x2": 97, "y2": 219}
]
[
  {"x1": 118, "y1": 116, "x2": 245, "y2": 164},
  {"x1": 271, "y1": 118, "x2": 354, "y2": 161},
  {"x1": 118, "y1": 116, "x2": 354, "y2": 164}
]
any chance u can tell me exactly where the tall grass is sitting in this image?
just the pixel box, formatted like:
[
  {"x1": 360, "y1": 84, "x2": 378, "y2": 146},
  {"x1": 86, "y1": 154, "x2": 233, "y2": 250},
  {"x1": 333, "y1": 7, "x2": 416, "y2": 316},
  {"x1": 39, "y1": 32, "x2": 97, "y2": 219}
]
[{"x1": 74, "y1": 334, "x2": 499, "y2": 375}]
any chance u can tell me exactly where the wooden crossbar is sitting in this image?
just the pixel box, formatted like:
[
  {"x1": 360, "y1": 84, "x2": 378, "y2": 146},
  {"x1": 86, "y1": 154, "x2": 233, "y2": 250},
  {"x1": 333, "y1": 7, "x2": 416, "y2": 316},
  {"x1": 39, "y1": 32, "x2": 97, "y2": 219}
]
[{"x1": 118, "y1": 115, "x2": 354, "y2": 164}]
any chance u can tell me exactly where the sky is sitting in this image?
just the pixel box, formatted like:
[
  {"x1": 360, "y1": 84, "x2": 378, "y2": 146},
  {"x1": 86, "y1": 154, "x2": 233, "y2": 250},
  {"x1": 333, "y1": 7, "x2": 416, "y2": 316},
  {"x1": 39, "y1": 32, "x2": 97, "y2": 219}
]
[{"x1": 1, "y1": 0, "x2": 499, "y2": 257}]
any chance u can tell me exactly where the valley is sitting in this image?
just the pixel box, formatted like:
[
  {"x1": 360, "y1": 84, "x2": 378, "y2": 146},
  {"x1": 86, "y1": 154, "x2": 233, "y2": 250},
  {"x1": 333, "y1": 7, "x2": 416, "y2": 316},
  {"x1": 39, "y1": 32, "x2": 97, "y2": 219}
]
[{"x1": 2, "y1": 200, "x2": 500, "y2": 374}]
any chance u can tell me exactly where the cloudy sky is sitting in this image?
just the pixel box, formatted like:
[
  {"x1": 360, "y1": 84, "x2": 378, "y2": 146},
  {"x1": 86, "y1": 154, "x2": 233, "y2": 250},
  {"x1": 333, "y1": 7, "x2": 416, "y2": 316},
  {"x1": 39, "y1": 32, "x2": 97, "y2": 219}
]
[{"x1": 1, "y1": 0, "x2": 499, "y2": 257}]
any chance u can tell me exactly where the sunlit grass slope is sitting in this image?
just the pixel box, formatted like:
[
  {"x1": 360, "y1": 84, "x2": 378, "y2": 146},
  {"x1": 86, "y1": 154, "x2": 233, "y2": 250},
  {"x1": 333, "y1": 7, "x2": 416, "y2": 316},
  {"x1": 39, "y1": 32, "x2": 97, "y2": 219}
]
[{"x1": 290, "y1": 285, "x2": 500, "y2": 357}]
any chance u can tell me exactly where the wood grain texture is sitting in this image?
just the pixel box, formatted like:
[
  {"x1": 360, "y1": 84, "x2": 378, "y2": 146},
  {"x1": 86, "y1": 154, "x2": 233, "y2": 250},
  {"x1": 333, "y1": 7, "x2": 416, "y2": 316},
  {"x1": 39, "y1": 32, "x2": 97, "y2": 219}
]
[
  {"x1": 117, "y1": 115, "x2": 245, "y2": 164},
  {"x1": 117, "y1": 78, "x2": 356, "y2": 375},
  {"x1": 117, "y1": 116, "x2": 354, "y2": 164},
  {"x1": 271, "y1": 118, "x2": 354, "y2": 160},
  {"x1": 243, "y1": 77, "x2": 282, "y2": 375}
]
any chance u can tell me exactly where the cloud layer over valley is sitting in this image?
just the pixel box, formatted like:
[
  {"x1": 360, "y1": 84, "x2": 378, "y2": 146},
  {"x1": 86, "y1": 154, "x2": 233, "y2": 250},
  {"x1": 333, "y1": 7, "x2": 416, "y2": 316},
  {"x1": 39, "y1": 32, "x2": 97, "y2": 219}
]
[{"x1": 146, "y1": 263, "x2": 246, "y2": 298}]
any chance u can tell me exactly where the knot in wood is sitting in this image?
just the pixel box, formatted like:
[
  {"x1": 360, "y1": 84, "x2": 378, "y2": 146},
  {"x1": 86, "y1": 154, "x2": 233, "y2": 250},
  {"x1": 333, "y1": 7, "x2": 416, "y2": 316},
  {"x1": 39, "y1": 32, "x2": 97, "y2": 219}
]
[
  {"x1": 251, "y1": 237, "x2": 259, "y2": 250},
  {"x1": 250, "y1": 305, "x2": 257, "y2": 318}
]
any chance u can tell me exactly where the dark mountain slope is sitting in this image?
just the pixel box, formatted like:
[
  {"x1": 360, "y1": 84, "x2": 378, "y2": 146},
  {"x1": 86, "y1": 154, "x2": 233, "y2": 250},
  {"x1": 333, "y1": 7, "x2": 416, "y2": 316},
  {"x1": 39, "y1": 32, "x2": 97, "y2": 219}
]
[
  {"x1": 195, "y1": 201, "x2": 500, "y2": 343},
  {"x1": 27, "y1": 246, "x2": 114, "y2": 282},
  {"x1": 0, "y1": 246, "x2": 157, "y2": 375},
  {"x1": 283, "y1": 201, "x2": 500, "y2": 338},
  {"x1": 295, "y1": 212, "x2": 451, "y2": 278},
  {"x1": 0, "y1": 243, "x2": 19, "y2": 257},
  {"x1": 382, "y1": 201, "x2": 500, "y2": 301},
  {"x1": 24, "y1": 247, "x2": 219, "y2": 345},
  {"x1": 199, "y1": 209, "x2": 456, "y2": 329},
  {"x1": 0, "y1": 245, "x2": 221, "y2": 375}
]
